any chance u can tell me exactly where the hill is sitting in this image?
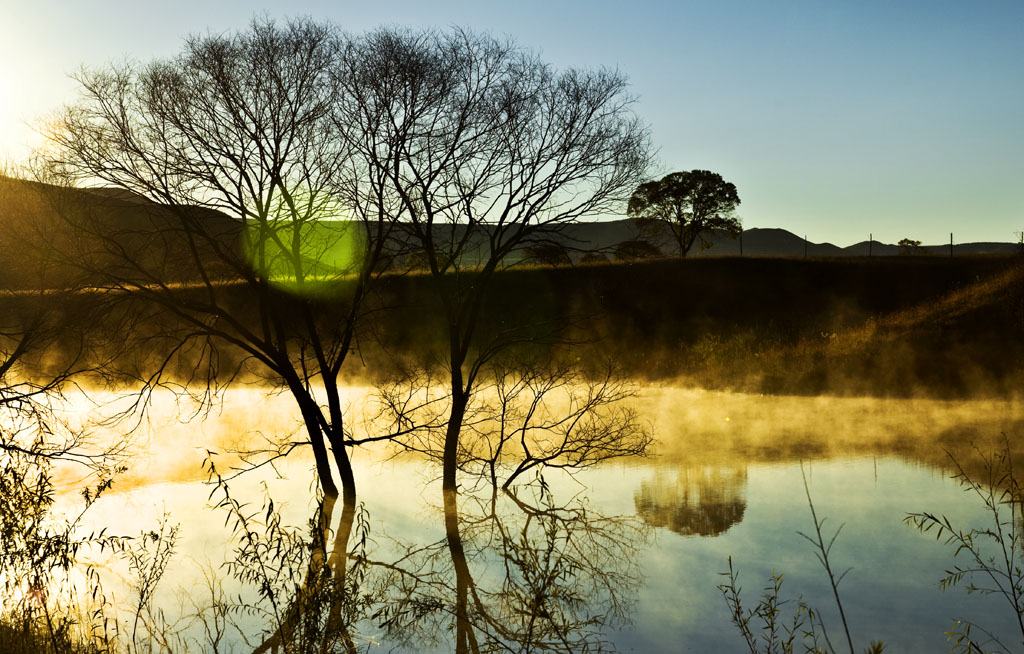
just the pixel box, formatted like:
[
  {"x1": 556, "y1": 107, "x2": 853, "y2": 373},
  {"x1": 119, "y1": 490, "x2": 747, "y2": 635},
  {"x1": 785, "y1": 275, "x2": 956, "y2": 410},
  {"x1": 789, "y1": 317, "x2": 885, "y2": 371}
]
[
  {"x1": 358, "y1": 253, "x2": 1024, "y2": 398},
  {"x1": 549, "y1": 219, "x2": 1019, "y2": 260},
  {"x1": 2, "y1": 176, "x2": 1018, "y2": 287}
]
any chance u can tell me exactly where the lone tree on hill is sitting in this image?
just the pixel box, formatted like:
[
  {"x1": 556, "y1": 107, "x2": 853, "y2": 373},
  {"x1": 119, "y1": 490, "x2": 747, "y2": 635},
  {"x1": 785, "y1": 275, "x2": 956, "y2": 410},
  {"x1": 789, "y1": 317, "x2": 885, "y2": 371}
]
[
  {"x1": 627, "y1": 170, "x2": 741, "y2": 257},
  {"x1": 898, "y1": 238, "x2": 926, "y2": 256}
]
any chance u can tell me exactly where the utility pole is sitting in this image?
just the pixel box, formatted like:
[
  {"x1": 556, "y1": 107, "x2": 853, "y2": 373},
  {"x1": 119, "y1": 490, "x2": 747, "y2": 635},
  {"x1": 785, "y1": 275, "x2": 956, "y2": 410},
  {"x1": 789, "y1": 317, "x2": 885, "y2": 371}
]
[
  {"x1": 739, "y1": 231, "x2": 743, "y2": 257},
  {"x1": 950, "y1": 232, "x2": 953, "y2": 258},
  {"x1": 869, "y1": 233, "x2": 872, "y2": 258},
  {"x1": 804, "y1": 235, "x2": 808, "y2": 258}
]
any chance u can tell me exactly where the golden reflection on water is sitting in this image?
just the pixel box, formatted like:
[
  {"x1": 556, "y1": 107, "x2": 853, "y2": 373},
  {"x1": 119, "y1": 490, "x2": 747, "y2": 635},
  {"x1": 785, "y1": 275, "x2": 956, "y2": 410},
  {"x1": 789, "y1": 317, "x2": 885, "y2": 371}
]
[{"x1": 31, "y1": 384, "x2": 1024, "y2": 652}]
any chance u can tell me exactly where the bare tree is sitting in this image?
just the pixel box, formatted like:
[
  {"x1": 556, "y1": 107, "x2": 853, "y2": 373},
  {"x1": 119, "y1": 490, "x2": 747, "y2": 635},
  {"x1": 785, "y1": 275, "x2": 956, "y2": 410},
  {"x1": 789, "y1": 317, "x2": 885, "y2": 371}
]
[
  {"x1": 37, "y1": 23, "x2": 654, "y2": 651},
  {"x1": 43, "y1": 19, "x2": 410, "y2": 512},
  {"x1": 334, "y1": 23, "x2": 651, "y2": 494},
  {"x1": 37, "y1": 28, "x2": 427, "y2": 646},
  {"x1": 334, "y1": 31, "x2": 651, "y2": 651},
  {"x1": 370, "y1": 456, "x2": 649, "y2": 654}
]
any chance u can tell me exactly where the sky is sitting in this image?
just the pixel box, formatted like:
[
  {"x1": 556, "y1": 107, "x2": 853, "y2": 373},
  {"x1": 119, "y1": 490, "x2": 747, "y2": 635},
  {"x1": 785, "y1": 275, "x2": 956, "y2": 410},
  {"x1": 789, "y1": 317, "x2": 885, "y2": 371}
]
[{"x1": 0, "y1": 0, "x2": 1021, "y2": 246}]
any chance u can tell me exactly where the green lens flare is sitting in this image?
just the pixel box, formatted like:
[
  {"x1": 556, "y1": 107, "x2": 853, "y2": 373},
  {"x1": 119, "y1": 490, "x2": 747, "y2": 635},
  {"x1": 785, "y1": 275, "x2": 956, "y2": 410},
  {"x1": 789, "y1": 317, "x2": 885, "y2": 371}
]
[{"x1": 244, "y1": 212, "x2": 365, "y2": 298}]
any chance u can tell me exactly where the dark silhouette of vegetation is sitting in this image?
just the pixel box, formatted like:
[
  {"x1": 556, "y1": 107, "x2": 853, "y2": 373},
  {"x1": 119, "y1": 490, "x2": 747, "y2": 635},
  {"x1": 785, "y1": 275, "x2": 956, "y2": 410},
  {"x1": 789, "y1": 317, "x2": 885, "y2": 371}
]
[
  {"x1": 898, "y1": 238, "x2": 927, "y2": 256},
  {"x1": 613, "y1": 238, "x2": 662, "y2": 261},
  {"x1": 906, "y1": 439, "x2": 1024, "y2": 653},
  {"x1": 524, "y1": 242, "x2": 573, "y2": 267},
  {"x1": 21, "y1": 18, "x2": 657, "y2": 654},
  {"x1": 46, "y1": 18, "x2": 401, "y2": 505},
  {"x1": 627, "y1": 169, "x2": 741, "y2": 257},
  {"x1": 204, "y1": 458, "x2": 379, "y2": 654},
  {"x1": 0, "y1": 168, "x2": 139, "y2": 654}
]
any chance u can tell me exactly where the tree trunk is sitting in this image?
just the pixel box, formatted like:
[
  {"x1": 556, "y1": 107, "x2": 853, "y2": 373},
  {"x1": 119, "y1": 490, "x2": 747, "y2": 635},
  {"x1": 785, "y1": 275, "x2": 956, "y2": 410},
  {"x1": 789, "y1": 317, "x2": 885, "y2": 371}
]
[{"x1": 443, "y1": 389, "x2": 478, "y2": 654}]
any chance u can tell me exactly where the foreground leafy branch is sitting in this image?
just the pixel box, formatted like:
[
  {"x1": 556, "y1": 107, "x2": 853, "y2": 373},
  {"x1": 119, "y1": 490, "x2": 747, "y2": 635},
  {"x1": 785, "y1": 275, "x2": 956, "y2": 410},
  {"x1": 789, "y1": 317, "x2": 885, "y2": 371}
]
[{"x1": 905, "y1": 438, "x2": 1024, "y2": 654}]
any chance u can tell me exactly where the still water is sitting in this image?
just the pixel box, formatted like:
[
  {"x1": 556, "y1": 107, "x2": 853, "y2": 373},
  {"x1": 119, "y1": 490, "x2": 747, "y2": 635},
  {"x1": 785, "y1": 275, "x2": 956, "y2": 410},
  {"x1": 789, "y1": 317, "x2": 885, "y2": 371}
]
[{"x1": 63, "y1": 387, "x2": 1024, "y2": 652}]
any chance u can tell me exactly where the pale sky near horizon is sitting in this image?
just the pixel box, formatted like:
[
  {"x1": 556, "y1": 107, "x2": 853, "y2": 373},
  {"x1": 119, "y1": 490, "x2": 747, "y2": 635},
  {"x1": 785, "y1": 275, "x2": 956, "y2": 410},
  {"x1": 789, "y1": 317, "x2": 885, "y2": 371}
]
[{"x1": 0, "y1": 0, "x2": 1020, "y2": 246}]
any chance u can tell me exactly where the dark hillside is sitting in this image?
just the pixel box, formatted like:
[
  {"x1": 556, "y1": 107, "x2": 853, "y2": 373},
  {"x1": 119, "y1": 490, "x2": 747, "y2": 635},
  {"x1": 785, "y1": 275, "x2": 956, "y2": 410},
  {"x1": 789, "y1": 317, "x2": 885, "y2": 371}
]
[
  {"x1": 364, "y1": 255, "x2": 1024, "y2": 397},
  {"x1": 0, "y1": 176, "x2": 240, "y2": 290}
]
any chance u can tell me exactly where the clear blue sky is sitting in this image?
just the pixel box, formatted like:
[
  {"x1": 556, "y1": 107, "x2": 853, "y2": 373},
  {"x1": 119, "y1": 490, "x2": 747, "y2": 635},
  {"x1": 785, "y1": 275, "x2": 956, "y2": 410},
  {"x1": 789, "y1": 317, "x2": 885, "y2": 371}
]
[{"x1": 1, "y1": 0, "x2": 1021, "y2": 246}]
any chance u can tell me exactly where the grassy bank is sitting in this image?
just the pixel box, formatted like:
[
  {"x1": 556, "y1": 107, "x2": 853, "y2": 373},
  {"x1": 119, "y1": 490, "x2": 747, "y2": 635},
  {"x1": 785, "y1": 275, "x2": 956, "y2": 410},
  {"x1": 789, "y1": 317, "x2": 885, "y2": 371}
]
[
  {"x1": 369, "y1": 254, "x2": 1024, "y2": 397},
  {"x1": 3, "y1": 252, "x2": 1021, "y2": 399}
]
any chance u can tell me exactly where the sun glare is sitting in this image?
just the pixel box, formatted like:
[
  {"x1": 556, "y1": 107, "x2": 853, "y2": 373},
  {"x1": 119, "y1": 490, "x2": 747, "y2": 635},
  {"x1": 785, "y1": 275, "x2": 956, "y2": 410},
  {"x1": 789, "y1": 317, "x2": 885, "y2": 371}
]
[
  {"x1": 0, "y1": 67, "x2": 43, "y2": 165},
  {"x1": 0, "y1": 69, "x2": 10, "y2": 153},
  {"x1": 0, "y1": 68, "x2": 23, "y2": 164}
]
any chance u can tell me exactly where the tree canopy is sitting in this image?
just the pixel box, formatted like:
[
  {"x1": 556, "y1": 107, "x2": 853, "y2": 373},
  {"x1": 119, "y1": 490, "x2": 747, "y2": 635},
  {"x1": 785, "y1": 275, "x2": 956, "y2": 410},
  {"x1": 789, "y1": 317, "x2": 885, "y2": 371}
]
[
  {"x1": 42, "y1": 24, "x2": 653, "y2": 650},
  {"x1": 627, "y1": 169, "x2": 741, "y2": 257}
]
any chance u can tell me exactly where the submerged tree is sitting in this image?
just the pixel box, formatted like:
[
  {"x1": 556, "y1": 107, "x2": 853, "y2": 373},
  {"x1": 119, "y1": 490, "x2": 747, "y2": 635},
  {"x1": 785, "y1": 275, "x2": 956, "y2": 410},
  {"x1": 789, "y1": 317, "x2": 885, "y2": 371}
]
[
  {"x1": 337, "y1": 23, "x2": 650, "y2": 472},
  {"x1": 334, "y1": 28, "x2": 652, "y2": 651},
  {"x1": 372, "y1": 359, "x2": 652, "y2": 653},
  {"x1": 40, "y1": 20, "x2": 656, "y2": 651},
  {"x1": 45, "y1": 18, "x2": 405, "y2": 507},
  {"x1": 368, "y1": 370, "x2": 650, "y2": 652},
  {"x1": 42, "y1": 24, "x2": 415, "y2": 638},
  {"x1": 627, "y1": 169, "x2": 741, "y2": 257}
]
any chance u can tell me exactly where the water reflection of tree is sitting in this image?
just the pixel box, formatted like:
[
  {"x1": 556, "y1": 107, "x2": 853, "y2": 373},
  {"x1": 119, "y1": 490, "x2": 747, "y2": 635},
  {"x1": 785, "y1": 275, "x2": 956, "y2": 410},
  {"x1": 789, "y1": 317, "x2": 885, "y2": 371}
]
[
  {"x1": 366, "y1": 362, "x2": 651, "y2": 653},
  {"x1": 204, "y1": 462, "x2": 379, "y2": 654},
  {"x1": 371, "y1": 478, "x2": 646, "y2": 654},
  {"x1": 634, "y1": 466, "x2": 748, "y2": 537}
]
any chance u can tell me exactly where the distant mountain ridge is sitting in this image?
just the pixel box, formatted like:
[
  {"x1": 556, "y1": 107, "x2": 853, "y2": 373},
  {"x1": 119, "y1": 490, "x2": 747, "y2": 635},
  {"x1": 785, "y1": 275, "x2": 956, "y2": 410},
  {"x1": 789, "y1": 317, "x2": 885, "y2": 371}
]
[
  {"x1": 1, "y1": 177, "x2": 1017, "y2": 285},
  {"x1": 553, "y1": 220, "x2": 1020, "y2": 259}
]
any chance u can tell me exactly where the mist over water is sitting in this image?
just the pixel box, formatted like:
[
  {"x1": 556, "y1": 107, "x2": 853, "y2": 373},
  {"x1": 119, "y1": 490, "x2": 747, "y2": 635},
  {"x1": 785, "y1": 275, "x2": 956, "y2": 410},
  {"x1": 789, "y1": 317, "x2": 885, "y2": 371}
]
[{"x1": 43, "y1": 384, "x2": 1023, "y2": 652}]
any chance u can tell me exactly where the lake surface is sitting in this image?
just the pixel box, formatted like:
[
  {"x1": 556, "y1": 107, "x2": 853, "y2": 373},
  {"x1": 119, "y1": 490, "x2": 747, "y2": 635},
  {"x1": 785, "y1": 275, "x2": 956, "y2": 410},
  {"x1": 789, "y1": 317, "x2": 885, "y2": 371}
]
[{"x1": 59, "y1": 387, "x2": 1024, "y2": 652}]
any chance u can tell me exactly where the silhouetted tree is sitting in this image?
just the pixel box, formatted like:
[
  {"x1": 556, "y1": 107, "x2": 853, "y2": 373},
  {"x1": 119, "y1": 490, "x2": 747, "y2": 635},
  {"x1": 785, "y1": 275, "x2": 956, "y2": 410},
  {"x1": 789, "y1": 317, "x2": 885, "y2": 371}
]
[
  {"x1": 42, "y1": 25, "x2": 418, "y2": 633},
  {"x1": 898, "y1": 238, "x2": 926, "y2": 256},
  {"x1": 334, "y1": 30, "x2": 651, "y2": 651},
  {"x1": 627, "y1": 169, "x2": 741, "y2": 257},
  {"x1": 614, "y1": 238, "x2": 662, "y2": 261},
  {"x1": 524, "y1": 242, "x2": 572, "y2": 267},
  {"x1": 369, "y1": 434, "x2": 648, "y2": 653},
  {"x1": 38, "y1": 21, "x2": 655, "y2": 652}
]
